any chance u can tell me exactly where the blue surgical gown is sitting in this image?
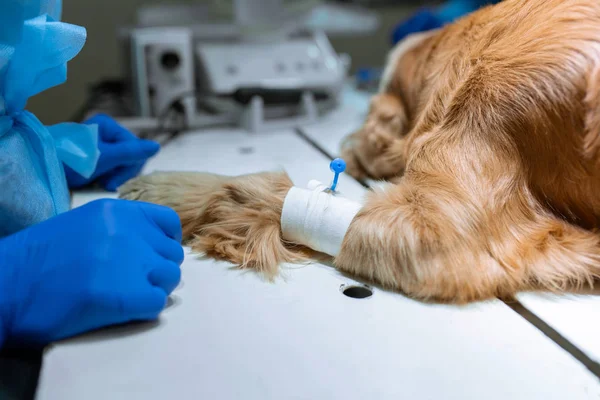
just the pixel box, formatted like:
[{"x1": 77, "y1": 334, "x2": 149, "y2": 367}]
[{"x1": 0, "y1": 0, "x2": 100, "y2": 237}]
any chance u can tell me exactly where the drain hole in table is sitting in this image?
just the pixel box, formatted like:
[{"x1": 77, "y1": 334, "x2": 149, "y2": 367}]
[
  {"x1": 340, "y1": 284, "x2": 373, "y2": 299},
  {"x1": 238, "y1": 146, "x2": 255, "y2": 154}
]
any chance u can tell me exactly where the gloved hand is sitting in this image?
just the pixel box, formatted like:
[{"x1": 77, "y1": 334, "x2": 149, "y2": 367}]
[
  {"x1": 391, "y1": 0, "x2": 501, "y2": 45},
  {"x1": 0, "y1": 199, "x2": 184, "y2": 347},
  {"x1": 64, "y1": 114, "x2": 160, "y2": 191}
]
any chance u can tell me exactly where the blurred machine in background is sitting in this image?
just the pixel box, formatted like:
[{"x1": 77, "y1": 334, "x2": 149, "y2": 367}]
[{"x1": 111, "y1": 0, "x2": 379, "y2": 135}]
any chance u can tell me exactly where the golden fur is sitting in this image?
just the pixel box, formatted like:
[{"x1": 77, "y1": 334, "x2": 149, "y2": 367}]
[{"x1": 120, "y1": 0, "x2": 600, "y2": 303}]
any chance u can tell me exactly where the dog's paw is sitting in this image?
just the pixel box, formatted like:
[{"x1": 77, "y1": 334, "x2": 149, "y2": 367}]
[
  {"x1": 121, "y1": 171, "x2": 313, "y2": 277},
  {"x1": 181, "y1": 171, "x2": 312, "y2": 278},
  {"x1": 339, "y1": 93, "x2": 407, "y2": 180},
  {"x1": 341, "y1": 128, "x2": 406, "y2": 180},
  {"x1": 119, "y1": 172, "x2": 225, "y2": 203},
  {"x1": 119, "y1": 172, "x2": 231, "y2": 239},
  {"x1": 341, "y1": 136, "x2": 369, "y2": 180},
  {"x1": 118, "y1": 173, "x2": 160, "y2": 202}
]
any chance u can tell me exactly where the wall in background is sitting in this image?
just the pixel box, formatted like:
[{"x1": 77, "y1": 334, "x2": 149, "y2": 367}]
[{"x1": 27, "y1": 1, "x2": 420, "y2": 124}]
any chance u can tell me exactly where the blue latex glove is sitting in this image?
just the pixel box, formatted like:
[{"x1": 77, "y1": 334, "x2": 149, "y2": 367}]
[
  {"x1": 391, "y1": 0, "x2": 501, "y2": 45},
  {"x1": 64, "y1": 114, "x2": 160, "y2": 192},
  {"x1": 0, "y1": 198, "x2": 184, "y2": 347}
]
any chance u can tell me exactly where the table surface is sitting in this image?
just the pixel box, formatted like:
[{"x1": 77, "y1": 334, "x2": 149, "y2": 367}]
[{"x1": 36, "y1": 88, "x2": 600, "y2": 400}]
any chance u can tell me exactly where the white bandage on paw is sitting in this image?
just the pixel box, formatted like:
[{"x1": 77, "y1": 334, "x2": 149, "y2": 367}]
[{"x1": 281, "y1": 181, "x2": 363, "y2": 257}]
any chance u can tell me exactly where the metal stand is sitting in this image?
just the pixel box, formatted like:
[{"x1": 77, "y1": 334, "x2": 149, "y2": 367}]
[{"x1": 239, "y1": 92, "x2": 320, "y2": 133}]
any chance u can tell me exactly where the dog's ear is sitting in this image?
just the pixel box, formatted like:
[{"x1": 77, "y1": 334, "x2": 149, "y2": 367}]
[
  {"x1": 583, "y1": 65, "x2": 600, "y2": 162},
  {"x1": 380, "y1": 30, "x2": 439, "y2": 117}
]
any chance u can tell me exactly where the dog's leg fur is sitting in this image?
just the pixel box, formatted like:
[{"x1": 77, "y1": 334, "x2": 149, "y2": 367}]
[
  {"x1": 119, "y1": 168, "x2": 600, "y2": 303},
  {"x1": 120, "y1": 171, "x2": 312, "y2": 279},
  {"x1": 336, "y1": 162, "x2": 600, "y2": 303},
  {"x1": 120, "y1": 157, "x2": 600, "y2": 304},
  {"x1": 583, "y1": 64, "x2": 600, "y2": 163}
]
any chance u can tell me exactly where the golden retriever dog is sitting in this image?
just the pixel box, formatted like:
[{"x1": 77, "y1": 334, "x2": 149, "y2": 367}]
[{"x1": 119, "y1": 0, "x2": 600, "y2": 303}]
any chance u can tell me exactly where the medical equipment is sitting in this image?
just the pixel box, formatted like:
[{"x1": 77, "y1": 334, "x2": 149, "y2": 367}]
[
  {"x1": 118, "y1": 0, "x2": 379, "y2": 134},
  {"x1": 281, "y1": 185, "x2": 362, "y2": 257},
  {"x1": 280, "y1": 157, "x2": 361, "y2": 257},
  {"x1": 329, "y1": 158, "x2": 346, "y2": 192}
]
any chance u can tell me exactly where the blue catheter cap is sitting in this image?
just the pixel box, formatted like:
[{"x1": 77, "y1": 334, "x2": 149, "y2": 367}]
[
  {"x1": 330, "y1": 158, "x2": 347, "y2": 174},
  {"x1": 329, "y1": 158, "x2": 346, "y2": 192}
]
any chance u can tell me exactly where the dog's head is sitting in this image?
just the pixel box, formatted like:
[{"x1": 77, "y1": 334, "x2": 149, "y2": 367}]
[{"x1": 346, "y1": 0, "x2": 600, "y2": 226}]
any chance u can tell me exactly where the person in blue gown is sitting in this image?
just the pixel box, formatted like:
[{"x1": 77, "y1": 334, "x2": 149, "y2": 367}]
[{"x1": 0, "y1": 0, "x2": 184, "y2": 348}]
